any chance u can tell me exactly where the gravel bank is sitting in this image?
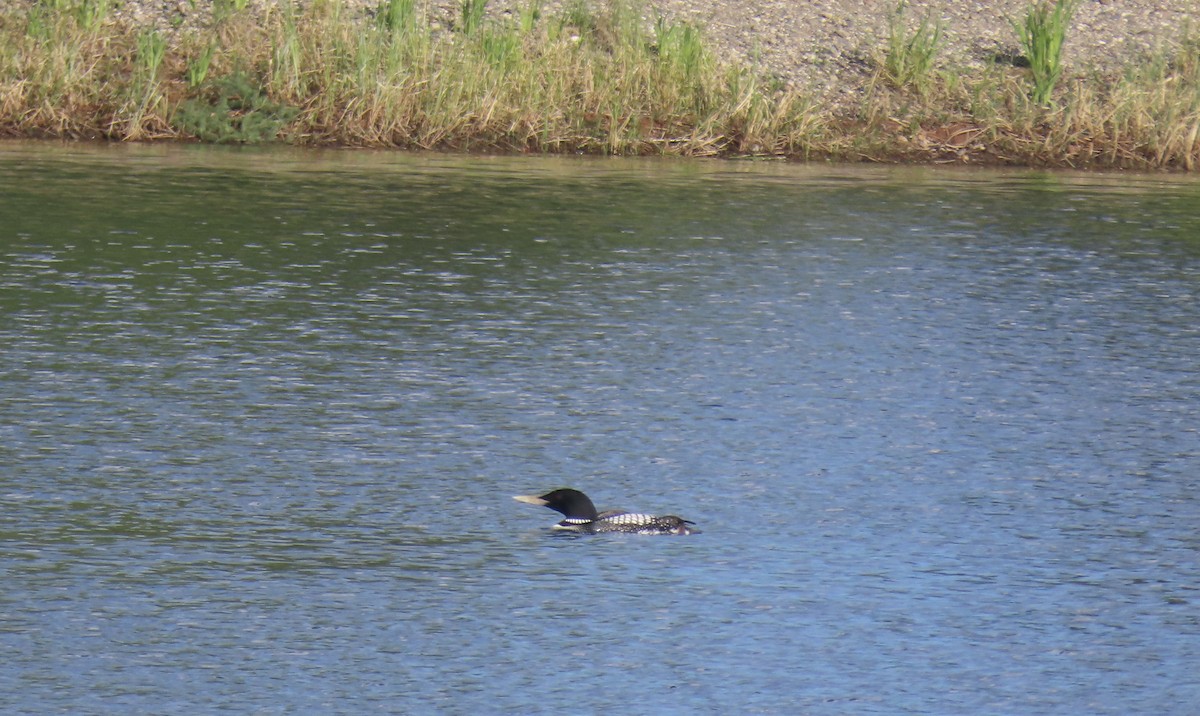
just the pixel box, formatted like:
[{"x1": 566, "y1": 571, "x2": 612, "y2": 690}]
[
  {"x1": 657, "y1": 0, "x2": 1195, "y2": 106},
  {"x1": 4, "y1": 0, "x2": 1195, "y2": 111}
]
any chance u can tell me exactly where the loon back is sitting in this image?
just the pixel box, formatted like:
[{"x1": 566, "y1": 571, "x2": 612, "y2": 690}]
[{"x1": 513, "y1": 488, "x2": 698, "y2": 535}]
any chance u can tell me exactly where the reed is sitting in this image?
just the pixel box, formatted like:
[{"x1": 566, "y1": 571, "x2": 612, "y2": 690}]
[
  {"x1": 1011, "y1": 0, "x2": 1078, "y2": 105},
  {"x1": 185, "y1": 42, "x2": 217, "y2": 89},
  {"x1": 880, "y1": 0, "x2": 944, "y2": 92},
  {"x1": 54, "y1": 0, "x2": 112, "y2": 32},
  {"x1": 378, "y1": 0, "x2": 418, "y2": 34},
  {"x1": 460, "y1": 0, "x2": 488, "y2": 35},
  {"x1": 123, "y1": 28, "x2": 169, "y2": 138}
]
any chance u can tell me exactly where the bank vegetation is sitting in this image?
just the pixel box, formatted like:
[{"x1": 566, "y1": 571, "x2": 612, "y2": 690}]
[{"x1": 1, "y1": 0, "x2": 1198, "y2": 169}]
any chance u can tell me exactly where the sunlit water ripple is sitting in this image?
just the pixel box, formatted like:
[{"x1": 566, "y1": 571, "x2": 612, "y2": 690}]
[{"x1": 2, "y1": 144, "x2": 1199, "y2": 714}]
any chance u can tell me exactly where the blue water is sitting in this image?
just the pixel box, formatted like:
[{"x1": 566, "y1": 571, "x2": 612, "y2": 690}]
[{"x1": 2, "y1": 144, "x2": 1199, "y2": 713}]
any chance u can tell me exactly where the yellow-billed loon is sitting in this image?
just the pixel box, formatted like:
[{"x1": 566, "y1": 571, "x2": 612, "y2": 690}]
[{"x1": 513, "y1": 488, "x2": 698, "y2": 535}]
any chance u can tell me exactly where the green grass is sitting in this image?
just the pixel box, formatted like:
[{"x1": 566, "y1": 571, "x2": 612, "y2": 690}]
[
  {"x1": 378, "y1": 0, "x2": 418, "y2": 34},
  {"x1": 1011, "y1": 0, "x2": 1079, "y2": 105},
  {"x1": 460, "y1": 0, "x2": 488, "y2": 35},
  {"x1": 880, "y1": 0, "x2": 944, "y2": 92}
]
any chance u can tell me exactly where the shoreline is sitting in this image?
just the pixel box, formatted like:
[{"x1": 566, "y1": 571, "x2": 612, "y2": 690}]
[{"x1": 1, "y1": 0, "x2": 1198, "y2": 170}]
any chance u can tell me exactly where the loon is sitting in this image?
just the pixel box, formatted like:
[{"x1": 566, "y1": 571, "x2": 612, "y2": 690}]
[{"x1": 513, "y1": 488, "x2": 698, "y2": 535}]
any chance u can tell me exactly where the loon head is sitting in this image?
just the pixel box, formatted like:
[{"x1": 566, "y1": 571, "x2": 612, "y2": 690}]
[{"x1": 513, "y1": 488, "x2": 599, "y2": 521}]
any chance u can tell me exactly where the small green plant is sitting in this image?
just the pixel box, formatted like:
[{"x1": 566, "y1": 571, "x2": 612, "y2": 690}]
[
  {"x1": 73, "y1": 0, "x2": 110, "y2": 31},
  {"x1": 480, "y1": 26, "x2": 522, "y2": 69},
  {"x1": 655, "y1": 16, "x2": 708, "y2": 83},
  {"x1": 136, "y1": 29, "x2": 167, "y2": 80},
  {"x1": 518, "y1": 0, "x2": 541, "y2": 34},
  {"x1": 1012, "y1": 0, "x2": 1078, "y2": 104},
  {"x1": 603, "y1": 0, "x2": 644, "y2": 49},
  {"x1": 24, "y1": 4, "x2": 55, "y2": 40},
  {"x1": 186, "y1": 42, "x2": 217, "y2": 88},
  {"x1": 214, "y1": 0, "x2": 251, "y2": 23},
  {"x1": 559, "y1": 0, "x2": 596, "y2": 37},
  {"x1": 124, "y1": 29, "x2": 170, "y2": 137},
  {"x1": 882, "y1": 0, "x2": 943, "y2": 91},
  {"x1": 460, "y1": 0, "x2": 488, "y2": 36},
  {"x1": 32, "y1": 0, "x2": 109, "y2": 31},
  {"x1": 175, "y1": 71, "x2": 299, "y2": 142},
  {"x1": 270, "y1": 2, "x2": 303, "y2": 97},
  {"x1": 378, "y1": 0, "x2": 416, "y2": 34}
]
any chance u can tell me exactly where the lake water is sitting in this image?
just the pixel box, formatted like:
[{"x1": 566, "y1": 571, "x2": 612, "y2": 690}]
[{"x1": 2, "y1": 143, "x2": 1199, "y2": 714}]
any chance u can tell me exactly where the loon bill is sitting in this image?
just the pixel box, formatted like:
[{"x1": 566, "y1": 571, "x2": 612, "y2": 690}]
[{"x1": 513, "y1": 488, "x2": 698, "y2": 535}]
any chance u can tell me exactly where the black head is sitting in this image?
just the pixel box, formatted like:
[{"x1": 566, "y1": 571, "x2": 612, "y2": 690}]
[{"x1": 513, "y1": 488, "x2": 599, "y2": 520}]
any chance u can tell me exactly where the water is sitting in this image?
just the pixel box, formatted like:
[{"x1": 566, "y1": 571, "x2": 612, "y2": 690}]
[{"x1": 2, "y1": 143, "x2": 1199, "y2": 714}]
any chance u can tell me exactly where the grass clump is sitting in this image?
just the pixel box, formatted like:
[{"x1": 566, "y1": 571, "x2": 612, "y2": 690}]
[
  {"x1": 880, "y1": 0, "x2": 943, "y2": 92},
  {"x1": 185, "y1": 43, "x2": 217, "y2": 89},
  {"x1": 123, "y1": 28, "x2": 169, "y2": 138},
  {"x1": 377, "y1": 0, "x2": 418, "y2": 34},
  {"x1": 655, "y1": 17, "x2": 710, "y2": 87},
  {"x1": 1011, "y1": 0, "x2": 1079, "y2": 105},
  {"x1": 460, "y1": 0, "x2": 488, "y2": 35}
]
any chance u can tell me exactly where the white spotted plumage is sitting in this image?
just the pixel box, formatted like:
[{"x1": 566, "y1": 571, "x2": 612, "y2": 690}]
[
  {"x1": 600, "y1": 512, "x2": 657, "y2": 526},
  {"x1": 593, "y1": 511, "x2": 696, "y2": 535}
]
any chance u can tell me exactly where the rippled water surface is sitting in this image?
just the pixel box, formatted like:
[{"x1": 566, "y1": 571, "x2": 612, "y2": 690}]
[{"x1": 2, "y1": 143, "x2": 1199, "y2": 714}]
